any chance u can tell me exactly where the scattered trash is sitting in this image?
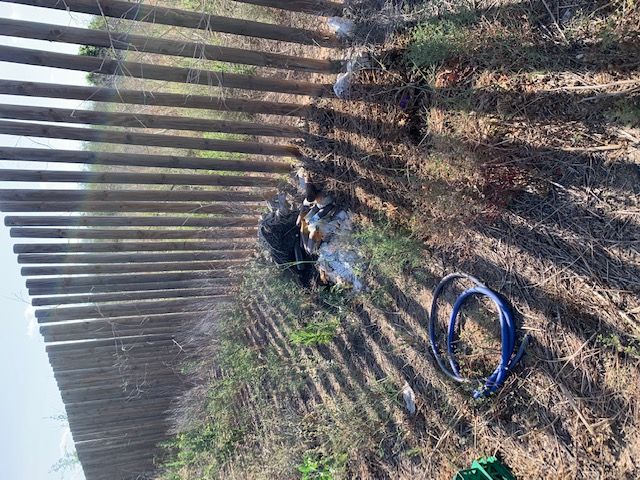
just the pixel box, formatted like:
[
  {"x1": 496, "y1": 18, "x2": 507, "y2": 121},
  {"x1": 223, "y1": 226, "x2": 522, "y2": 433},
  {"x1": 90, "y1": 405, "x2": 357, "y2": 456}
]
[
  {"x1": 260, "y1": 169, "x2": 364, "y2": 291},
  {"x1": 333, "y1": 71, "x2": 354, "y2": 99},
  {"x1": 401, "y1": 382, "x2": 416, "y2": 415},
  {"x1": 560, "y1": 8, "x2": 574, "y2": 25},
  {"x1": 296, "y1": 169, "x2": 364, "y2": 291},
  {"x1": 398, "y1": 93, "x2": 411, "y2": 110},
  {"x1": 428, "y1": 273, "x2": 529, "y2": 399},
  {"x1": 297, "y1": 167, "x2": 318, "y2": 203},
  {"x1": 333, "y1": 56, "x2": 371, "y2": 99},
  {"x1": 317, "y1": 222, "x2": 363, "y2": 291},
  {"x1": 454, "y1": 456, "x2": 516, "y2": 480},
  {"x1": 327, "y1": 16, "x2": 355, "y2": 39}
]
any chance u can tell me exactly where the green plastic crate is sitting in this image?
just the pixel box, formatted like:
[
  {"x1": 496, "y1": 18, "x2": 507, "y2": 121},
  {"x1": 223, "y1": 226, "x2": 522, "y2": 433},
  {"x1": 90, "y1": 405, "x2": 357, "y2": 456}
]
[{"x1": 454, "y1": 456, "x2": 516, "y2": 480}]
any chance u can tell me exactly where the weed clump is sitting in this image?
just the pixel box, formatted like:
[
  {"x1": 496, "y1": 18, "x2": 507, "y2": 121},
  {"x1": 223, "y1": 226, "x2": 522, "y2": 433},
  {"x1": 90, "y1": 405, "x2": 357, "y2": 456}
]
[
  {"x1": 159, "y1": 307, "x2": 265, "y2": 478},
  {"x1": 289, "y1": 319, "x2": 340, "y2": 346},
  {"x1": 157, "y1": 260, "x2": 407, "y2": 479},
  {"x1": 297, "y1": 454, "x2": 338, "y2": 480}
]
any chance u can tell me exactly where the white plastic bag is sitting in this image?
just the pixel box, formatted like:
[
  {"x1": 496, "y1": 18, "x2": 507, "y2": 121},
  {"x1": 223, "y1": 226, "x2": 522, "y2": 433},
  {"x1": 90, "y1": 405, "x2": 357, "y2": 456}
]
[
  {"x1": 327, "y1": 17, "x2": 355, "y2": 39},
  {"x1": 402, "y1": 383, "x2": 417, "y2": 415},
  {"x1": 333, "y1": 71, "x2": 353, "y2": 99}
]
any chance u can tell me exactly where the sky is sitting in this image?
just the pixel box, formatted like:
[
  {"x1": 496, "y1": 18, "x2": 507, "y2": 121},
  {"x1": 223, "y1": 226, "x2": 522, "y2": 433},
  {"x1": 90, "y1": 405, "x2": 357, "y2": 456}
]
[{"x1": 0, "y1": 2, "x2": 93, "y2": 479}]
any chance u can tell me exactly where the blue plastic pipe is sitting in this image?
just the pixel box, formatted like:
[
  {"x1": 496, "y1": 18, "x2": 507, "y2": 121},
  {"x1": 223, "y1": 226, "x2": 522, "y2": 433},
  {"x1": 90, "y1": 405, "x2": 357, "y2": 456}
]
[{"x1": 428, "y1": 273, "x2": 528, "y2": 399}]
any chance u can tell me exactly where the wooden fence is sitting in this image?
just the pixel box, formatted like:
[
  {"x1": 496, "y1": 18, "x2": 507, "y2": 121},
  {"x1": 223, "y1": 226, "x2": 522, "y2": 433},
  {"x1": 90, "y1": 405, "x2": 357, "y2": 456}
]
[{"x1": 0, "y1": 1, "x2": 344, "y2": 478}]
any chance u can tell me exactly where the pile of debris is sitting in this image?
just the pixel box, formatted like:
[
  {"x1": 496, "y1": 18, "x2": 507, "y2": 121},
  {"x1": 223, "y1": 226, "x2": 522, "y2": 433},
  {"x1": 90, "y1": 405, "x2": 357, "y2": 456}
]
[{"x1": 259, "y1": 169, "x2": 364, "y2": 291}]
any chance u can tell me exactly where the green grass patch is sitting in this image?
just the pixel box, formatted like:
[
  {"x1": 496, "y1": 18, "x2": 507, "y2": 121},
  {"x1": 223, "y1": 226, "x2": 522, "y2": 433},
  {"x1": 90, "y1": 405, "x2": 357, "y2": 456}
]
[
  {"x1": 297, "y1": 454, "x2": 338, "y2": 480},
  {"x1": 356, "y1": 222, "x2": 423, "y2": 278},
  {"x1": 598, "y1": 333, "x2": 640, "y2": 360},
  {"x1": 408, "y1": 9, "x2": 478, "y2": 67},
  {"x1": 606, "y1": 97, "x2": 640, "y2": 127},
  {"x1": 157, "y1": 261, "x2": 403, "y2": 479},
  {"x1": 289, "y1": 319, "x2": 339, "y2": 346},
  {"x1": 161, "y1": 423, "x2": 245, "y2": 479},
  {"x1": 159, "y1": 316, "x2": 260, "y2": 477}
]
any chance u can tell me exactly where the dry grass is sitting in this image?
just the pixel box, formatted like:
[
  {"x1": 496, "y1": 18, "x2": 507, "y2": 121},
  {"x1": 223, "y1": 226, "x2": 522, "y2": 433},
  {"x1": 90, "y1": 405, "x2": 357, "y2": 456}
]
[
  {"x1": 151, "y1": 1, "x2": 640, "y2": 479},
  {"x1": 297, "y1": 0, "x2": 640, "y2": 478},
  {"x1": 158, "y1": 262, "x2": 393, "y2": 479}
]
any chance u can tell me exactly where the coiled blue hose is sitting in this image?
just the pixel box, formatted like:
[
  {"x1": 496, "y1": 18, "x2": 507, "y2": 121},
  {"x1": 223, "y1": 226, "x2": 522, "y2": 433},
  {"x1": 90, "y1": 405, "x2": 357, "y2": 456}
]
[{"x1": 428, "y1": 273, "x2": 528, "y2": 399}]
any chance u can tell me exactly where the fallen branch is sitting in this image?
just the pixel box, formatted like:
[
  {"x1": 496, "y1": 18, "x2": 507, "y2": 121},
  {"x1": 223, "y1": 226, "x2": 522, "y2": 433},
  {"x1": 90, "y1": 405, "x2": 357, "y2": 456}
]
[{"x1": 551, "y1": 79, "x2": 640, "y2": 91}]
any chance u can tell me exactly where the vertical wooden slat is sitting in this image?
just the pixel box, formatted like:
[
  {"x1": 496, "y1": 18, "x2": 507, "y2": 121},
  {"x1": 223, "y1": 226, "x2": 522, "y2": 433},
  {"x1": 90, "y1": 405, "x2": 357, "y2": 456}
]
[
  {"x1": 0, "y1": 147, "x2": 292, "y2": 173},
  {"x1": 0, "y1": 46, "x2": 333, "y2": 96},
  {"x1": 0, "y1": 188, "x2": 269, "y2": 203},
  {"x1": 0, "y1": 18, "x2": 343, "y2": 73},
  {"x1": 13, "y1": 241, "x2": 253, "y2": 254},
  {"x1": 18, "y1": 250, "x2": 251, "y2": 264},
  {"x1": 29, "y1": 278, "x2": 238, "y2": 295},
  {"x1": 35, "y1": 297, "x2": 233, "y2": 321},
  {"x1": 31, "y1": 288, "x2": 229, "y2": 306},
  {"x1": 27, "y1": 271, "x2": 237, "y2": 290},
  {"x1": 0, "y1": 202, "x2": 264, "y2": 214},
  {"x1": 0, "y1": 168, "x2": 280, "y2": 187},
  {"x1": 0, "y1": 119, "x2": 301, "y2": 156},
  {"x1": 0, "y1": 103, "x2": 304, "y2": 137},
  {"x1": 4, "y1": 0, "x2": 341, "y2": 47},
  {"x1": 6, "y1": 216, "x2": 257, "y2": 228},
  {"x1": 0, "y1": 80, "x2": 310, "y2": 117},
  {"x1": 23, "y1": 261, "x2": 244, "y2": 276}
]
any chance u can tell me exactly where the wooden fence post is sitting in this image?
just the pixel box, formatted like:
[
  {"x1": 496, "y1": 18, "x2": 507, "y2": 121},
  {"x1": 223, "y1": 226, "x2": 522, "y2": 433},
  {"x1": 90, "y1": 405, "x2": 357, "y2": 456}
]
[
  {"x1": 0, "y1": 103, "x2": 304, "y2": 138},
  {"x1": 0, "y1": 18, "x2": 343, "y2": 73},
  {"x1": 36, "y1": 297, "x2": 234, "y2": 322},
  {"x1": 0, "y1": 169, "x2": 281, "y2": 188},
  {"x1": 27, "y1": 271, "x2": 238, "y2": 290},
  {"x1": 32, "y1": 288, "x2": 231, "y2": 306},
  {"x1": 0, "y1": 80, "x2": 311, "y2": 117},
  {"x1": 28, "y1": 278, "x2": 239, "y2": 296},
  {"x1": 4, "y1": 0, "x2": 341, "y2": 47},
  {"x1": 0, "y1": 119, "x2": 301, "y2": 156},
  {"x1": 18, "y1": 251, "x2": 251, "y2": 264},
  {"x1": 14, "y1": 241, "x2": 253, "y2": 254},
  {"x1": 0, "y1": 188, "x2": 269, "y2": 202},
  {"x1": 6, "y1": 216, "x2": 258, "y2": 228},
  {"x1": 0, "y1": 46, "x2": 333, "y2": 97},
  {"x1": 10, "y1": 227, "x2": 258, "y2": 240},
  {"x1": 23, "y1": 261, "x2": 246, "y2": 276},
  {"x1": 0, "y1": 202, "x2": 264, "y2": 214}
]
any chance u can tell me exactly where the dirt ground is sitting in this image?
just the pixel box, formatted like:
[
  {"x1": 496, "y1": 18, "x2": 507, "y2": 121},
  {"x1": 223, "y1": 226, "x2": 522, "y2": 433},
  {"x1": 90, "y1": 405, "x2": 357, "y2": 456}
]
[
  {"x1": 296, "y1": 0, "x2": 640, "y2": 478},
  {"x1": 154, "y1": 1, "x2": 639, "y2": 479}
]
